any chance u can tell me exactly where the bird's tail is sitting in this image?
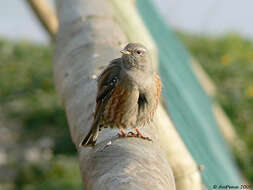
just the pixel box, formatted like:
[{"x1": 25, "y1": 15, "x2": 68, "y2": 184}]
[{"x1": 79, "y1": 123, "x2": 99, "y2": 147}]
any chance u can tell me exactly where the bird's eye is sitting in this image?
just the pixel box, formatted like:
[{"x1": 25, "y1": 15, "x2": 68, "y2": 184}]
[{"x1": 136, "y1": 50, "x2": 142, "y2": 55}]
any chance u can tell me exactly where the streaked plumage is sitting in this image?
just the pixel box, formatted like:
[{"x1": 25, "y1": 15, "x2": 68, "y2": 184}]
[{"x1": 81, "y1": 43, "x2": 161, "y2": 146}]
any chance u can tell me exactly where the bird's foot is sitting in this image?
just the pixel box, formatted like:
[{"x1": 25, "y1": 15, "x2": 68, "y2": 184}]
[
  {"x1": 126, "y1": 131, "x2": 137, "y2": 137},
  {"x1": 135, "y1": 128, "x2": 152, "y2": 141},
  {"x1": 118, "y1": 130, "x2": 137, "y2": 138},
  {"x1": 118, "y1": 129, "x2": 126, "y2": 137},
  {"x1": 118, "y1": 129, "x2": 152, "y2": 141}
]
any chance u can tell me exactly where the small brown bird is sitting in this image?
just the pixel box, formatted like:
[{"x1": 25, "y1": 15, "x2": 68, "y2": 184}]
[{"x1": 81, "y1": 43, "x2": 161, "y2": 146}]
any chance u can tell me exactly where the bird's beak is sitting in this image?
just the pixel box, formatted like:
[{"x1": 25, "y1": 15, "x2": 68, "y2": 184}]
[{"x1": 120, "y1": 49, "x2": 131, "y2": 55}]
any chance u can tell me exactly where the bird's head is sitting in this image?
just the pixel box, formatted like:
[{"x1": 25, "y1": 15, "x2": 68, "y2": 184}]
[{"x1": 120, "y1": 43, "x2": 153, "y2": 73}]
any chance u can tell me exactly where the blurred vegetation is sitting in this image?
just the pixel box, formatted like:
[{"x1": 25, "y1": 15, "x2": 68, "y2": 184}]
[
  {"x1": 0, "y1": 33, "x2": 252, "y2": 189},
  {"x1": 179, "y1": 33, "x2": 253, "y2": 183},
  {"x1": 0, "y1": 39, "x2": 81, "y2": 189}
]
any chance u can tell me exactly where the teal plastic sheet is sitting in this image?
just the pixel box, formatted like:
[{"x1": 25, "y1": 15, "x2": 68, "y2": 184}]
[{"x1": 137, "y1": 0, "x2": 242, "y2": 188}]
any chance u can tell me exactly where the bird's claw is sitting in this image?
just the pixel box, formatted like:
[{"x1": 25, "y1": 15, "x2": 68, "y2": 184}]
[
  {"x1": 135, "y1": 128, "x2": 152, "y2": 141},
  {"x1": 118, "y1": 129, "x2": 152, "y2": 141},
  {"x1": 126, "y1": 131, "x2": 137, "y2": 137},
  {"x1": 118, "y1": 129, "x2": 126, "y2": 137},
  {"x1": 138, "y1": 135, "x2": 152, "y2": 141},
  {"x1": 118, "y1": 129, "x2": 152, "y2": 142}
]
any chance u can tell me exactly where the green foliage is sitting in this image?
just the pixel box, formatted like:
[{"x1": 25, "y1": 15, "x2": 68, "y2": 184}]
[
  {"x1": 179, "y1": 33, "x2": 253, "y2": 182},
  {"x1": 0, "y1": 39, "x2": 81, "y2": 189},
  {"x1": 1, "y1": 33, "x2": 252, "y2": 188},
  {"x1": 15, "y1": 157, "x2": 82, "y2": 190}
]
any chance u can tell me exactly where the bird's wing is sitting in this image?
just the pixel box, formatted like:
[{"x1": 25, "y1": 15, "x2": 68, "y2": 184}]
[
  {"x1": 96, "y1": 59, "x2": 139, "y2": 127},
  {"x1": 96, "y1": 58, "x2": 121, "y2": 103},
  {"x1": 93, "y1": 59, "x2": 121, "y2": 120}
]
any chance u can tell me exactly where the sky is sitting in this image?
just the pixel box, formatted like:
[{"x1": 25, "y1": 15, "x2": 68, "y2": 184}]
[
  {"x1": 0, "y1": 0, "x2": 253, "y2": 43},
  {"x1": 0, "y1": 0, "x2": 51, "y2": 43},
  {"x1": 154, "y1": 0, "x2": 253, "y2": 38}
]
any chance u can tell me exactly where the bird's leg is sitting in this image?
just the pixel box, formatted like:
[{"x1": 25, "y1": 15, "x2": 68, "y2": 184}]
[
  {"x1": 135, "y1": 128, "x2": 152, "y2": 141},
  {"x1": 118, "y1": 129, "x2": 126, "y2": 137},
  {"x1": 118, "y1": 130, "x2": 138, "y2": 138}
]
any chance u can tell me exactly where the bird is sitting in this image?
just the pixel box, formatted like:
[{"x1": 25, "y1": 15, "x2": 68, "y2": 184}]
[{"x1": 81, "y1": 43, "x2": 161, "y2": 146}]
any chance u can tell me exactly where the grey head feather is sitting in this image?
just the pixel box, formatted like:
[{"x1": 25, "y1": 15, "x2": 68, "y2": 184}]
[{"x1": 120, "y1": 43, "x2": 153, "y2": 74}]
